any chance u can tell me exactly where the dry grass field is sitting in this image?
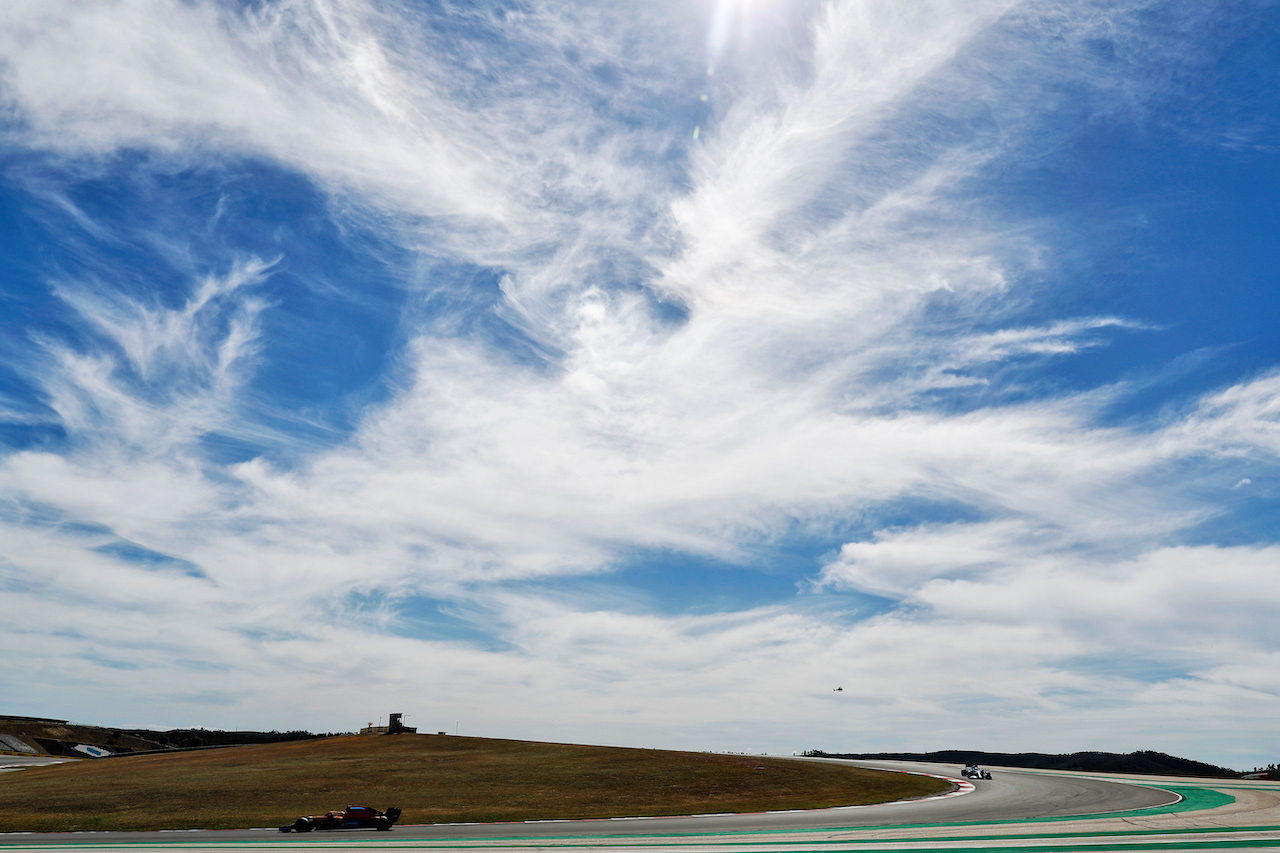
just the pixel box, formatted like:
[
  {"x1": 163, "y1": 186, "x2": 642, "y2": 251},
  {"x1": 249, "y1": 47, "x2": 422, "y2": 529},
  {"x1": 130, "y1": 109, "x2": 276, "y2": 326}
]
[{"x1": 0, "y1": 734, "x2": 950, "y2": 832}]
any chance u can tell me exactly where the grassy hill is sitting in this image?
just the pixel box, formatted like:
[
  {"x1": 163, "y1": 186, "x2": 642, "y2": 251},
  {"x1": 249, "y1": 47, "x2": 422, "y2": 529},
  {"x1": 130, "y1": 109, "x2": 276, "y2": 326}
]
[{"x1": 0, "y1": 733, "x2": 949, "y2": 832}]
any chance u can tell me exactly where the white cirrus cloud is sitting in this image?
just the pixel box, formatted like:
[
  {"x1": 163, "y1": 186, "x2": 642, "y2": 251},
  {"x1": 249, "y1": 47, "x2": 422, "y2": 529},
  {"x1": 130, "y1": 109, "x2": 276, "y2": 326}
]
[{"x1": 0, "y1": 0, "x2": 1276, "y2": 769}]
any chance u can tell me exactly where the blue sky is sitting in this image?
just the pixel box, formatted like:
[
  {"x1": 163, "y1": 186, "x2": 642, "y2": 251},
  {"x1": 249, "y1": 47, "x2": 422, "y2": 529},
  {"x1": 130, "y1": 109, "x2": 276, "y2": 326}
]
[{"x1": 1, "y1": 0, "x2": 1278, "y2": 769}]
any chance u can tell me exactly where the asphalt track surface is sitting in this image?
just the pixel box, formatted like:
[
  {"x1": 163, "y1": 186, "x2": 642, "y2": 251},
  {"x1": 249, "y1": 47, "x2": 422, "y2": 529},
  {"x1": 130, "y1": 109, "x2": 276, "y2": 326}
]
[
  {"x1": 0, "y1": 757, "x2": 68, "y2": 773},
  {"x1": 3, "y1": 758, "x2": 1279, "y2": 850},
  {"x1": 383, "y1": 759, "x2": 1179, "y2": 838}
]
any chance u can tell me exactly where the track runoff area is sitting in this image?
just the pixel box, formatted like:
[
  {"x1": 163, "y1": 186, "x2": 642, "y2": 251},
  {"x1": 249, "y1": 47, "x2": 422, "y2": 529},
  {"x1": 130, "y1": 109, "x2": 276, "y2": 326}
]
[{"x1": 2, "y1": 759, "x2": 1280, "y2": 852}]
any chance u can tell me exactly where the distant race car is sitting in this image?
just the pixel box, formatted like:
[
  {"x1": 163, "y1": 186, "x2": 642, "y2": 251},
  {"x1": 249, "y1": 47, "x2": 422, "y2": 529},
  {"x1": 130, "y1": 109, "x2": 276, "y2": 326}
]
[
  {"x1": 961, "y1": 765, "x2": 993, "y2": 780},
  {"x1": 279, "y1": 805, "x2": 402, "y2": 832}
]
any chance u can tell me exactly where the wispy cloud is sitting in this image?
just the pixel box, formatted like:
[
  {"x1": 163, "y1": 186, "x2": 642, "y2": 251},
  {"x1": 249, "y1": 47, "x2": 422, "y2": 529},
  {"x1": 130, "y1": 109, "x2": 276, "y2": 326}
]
[{"x1": 0, "y1": 0, "x2": 1276, "y2": 767}]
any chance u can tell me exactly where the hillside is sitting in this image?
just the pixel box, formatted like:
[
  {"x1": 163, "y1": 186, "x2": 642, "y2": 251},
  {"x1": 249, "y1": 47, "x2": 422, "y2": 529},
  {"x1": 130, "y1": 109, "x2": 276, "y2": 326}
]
[
  {"x1": 0, "y1": 714, "x2": 333, "y2": 758},
  {"x1": 0, "y1": 733, "x2": 949, "y2": 832},
  {"x1": 807, "y1": 749, "x2": 1239, "y2": 778}
]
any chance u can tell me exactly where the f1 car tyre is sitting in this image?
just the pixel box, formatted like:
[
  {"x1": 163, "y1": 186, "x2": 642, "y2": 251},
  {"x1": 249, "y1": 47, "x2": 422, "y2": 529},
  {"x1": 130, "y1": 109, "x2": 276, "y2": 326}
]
[{"x1": 294, "y1": 817, "x2": 314, "y2": 832}]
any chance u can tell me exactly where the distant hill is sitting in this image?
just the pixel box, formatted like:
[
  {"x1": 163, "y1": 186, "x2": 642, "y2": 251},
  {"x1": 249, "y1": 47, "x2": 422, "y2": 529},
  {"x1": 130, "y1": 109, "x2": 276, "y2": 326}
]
[
  {"x1": 0, "y1": 715, "x2": 343, "y2": 758},
  {"x1": 804, "y1": 749, "x2": 1240, "y2": 778}
]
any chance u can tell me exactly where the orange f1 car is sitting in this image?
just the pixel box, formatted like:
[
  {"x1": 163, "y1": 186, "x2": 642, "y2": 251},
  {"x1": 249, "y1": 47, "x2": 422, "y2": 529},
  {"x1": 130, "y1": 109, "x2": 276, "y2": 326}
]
[{"x1": 279, "y1": 805, "x2": 402, "y2": 832}]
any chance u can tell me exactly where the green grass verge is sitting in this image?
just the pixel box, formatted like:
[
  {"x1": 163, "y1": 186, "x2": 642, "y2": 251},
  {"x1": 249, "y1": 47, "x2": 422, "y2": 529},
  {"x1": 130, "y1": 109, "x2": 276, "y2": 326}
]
[{"x1": 0, "y1": 734, "x2": 949, "y2": 832}]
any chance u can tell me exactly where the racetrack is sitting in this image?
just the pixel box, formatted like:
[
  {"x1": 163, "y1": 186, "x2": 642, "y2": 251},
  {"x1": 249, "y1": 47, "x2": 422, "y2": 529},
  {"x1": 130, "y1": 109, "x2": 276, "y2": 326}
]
[
  {"x1": 382, "y1": 758, "x2": 1179, "y2": 838},
  {"x1": 3, "y1": 759, "x2": 1279, "y2": 851},
  {"x1": 0, "y1": 757, "x2": 68, "y2": 774}
]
